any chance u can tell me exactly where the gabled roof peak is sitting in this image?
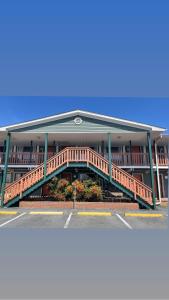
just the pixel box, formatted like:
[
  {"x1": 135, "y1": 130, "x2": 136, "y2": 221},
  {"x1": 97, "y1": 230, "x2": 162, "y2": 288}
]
[{"x1": 0, "y1": 109, "x2": 166, "y2": 132}]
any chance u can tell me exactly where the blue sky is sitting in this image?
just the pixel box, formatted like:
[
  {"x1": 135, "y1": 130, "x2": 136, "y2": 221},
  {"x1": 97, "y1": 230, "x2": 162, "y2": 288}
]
[
  {"x1": 0, "y1": 97, "x2": 168, "y2": 133},
  {"x1": 0, "y1": 0, "x2": 169, "y2": 96},
  {"x1": 0, "y1": 2, "x2": 168, "y2": 131}
]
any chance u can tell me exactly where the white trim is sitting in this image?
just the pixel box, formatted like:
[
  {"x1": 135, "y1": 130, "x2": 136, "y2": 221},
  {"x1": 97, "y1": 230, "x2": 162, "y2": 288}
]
[
  {"x1": 0, "y1": 164, "x2": 168, "y2": 169},
  {"x1": 0, "y1": 165, "x2": 37, "y2": 168},
  {"x1": 0, "y1": 109, "x2": 166, "y2": 132}
]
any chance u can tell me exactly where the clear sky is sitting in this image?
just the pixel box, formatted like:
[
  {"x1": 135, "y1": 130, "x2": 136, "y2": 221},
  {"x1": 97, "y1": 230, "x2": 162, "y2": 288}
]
[
  {"x1": 0, "y1": 97, "x2": 168, "y2": 133},
  {"x1": 0, "y1": 0, "x2": 169, "y2": 96},
  {"x1": 0, "y1": 2, "x2": 168, "y2": 131}
]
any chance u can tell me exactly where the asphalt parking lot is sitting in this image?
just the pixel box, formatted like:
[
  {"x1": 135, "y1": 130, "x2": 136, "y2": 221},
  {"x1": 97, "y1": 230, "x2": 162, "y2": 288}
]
[{"x1": 0, "y1": 207, "x2": 168, "y2": 229}]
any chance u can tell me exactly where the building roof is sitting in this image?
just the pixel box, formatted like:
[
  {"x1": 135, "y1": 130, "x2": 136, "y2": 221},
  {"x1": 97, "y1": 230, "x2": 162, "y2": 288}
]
[{"x1": 0, "y1": 109, "x2": 167, "y2": 132}]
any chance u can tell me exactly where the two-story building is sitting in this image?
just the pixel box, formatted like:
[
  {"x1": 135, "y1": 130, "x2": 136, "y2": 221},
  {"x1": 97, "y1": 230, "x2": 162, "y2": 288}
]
[{"x1": 0, "y1": 110, "x2": 168, "y2": 209}]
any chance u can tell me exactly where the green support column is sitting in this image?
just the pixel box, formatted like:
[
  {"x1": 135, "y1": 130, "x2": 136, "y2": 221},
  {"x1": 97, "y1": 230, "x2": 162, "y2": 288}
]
[
  {"x1": 3, "y1": 139, "x2": 6, "y2": 164},
  {"x1": 129, "y1": 140, "x2": 132, "y2": 165},
  {"x1": 0, "y1": 133, "x2": 11, "y2": 207},
  {"x1": 147, "y1": 131, "x2": 156, "y2": 209},
  {"x1": 30, "y1": 140, "x2": 33, "y2": 164},
  {"x1": 107, "y1": 133, "x2": 112, "y2": 181},
  {"x1": 129, "y1": 140, "x2": 133, "y2": 175},
  {"x1": 0, "y1": 140, "x2": 6, "y2": 192},
  {"x1": 44, "y1": 133, "x2": 48, "y2": 178}
]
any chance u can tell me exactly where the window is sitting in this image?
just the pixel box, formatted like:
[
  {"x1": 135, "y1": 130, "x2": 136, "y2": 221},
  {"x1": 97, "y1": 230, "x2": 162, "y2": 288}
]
[
  {"x1": 15, "y1": 173, "x2": 21, "y2": 181},
  {"x1": 23, "y1": 146, "x2": 31, "y2": 152},
  {"x1": 14, "y1": 173, "x2": 25, "y2": 181},
  {"x1": 125, "y1": 146, "x2": 130, "y2": 153},
  {"x1": 39, "y1": 146, "x2": 44, "y2": 153},
  {"x1": 106, "y1": 146, "x2": 120, "y2": 153},
  {"x1": 6, "y1": 173, "x2": 12, "y2": 183},
  {"x1": 157, "y1": 146, "x2": 164, "y2": 153}
]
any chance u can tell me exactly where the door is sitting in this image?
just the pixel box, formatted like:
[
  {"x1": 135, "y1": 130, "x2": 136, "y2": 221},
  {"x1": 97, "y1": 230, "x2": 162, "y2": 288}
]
[
  {"x1": 131, "y1": 146, "x2": 141, "y2": 165},
  {"x1": 42, "y1": 184, "x2": 51, "y2": 196},
  {"x1": 159, "y1": 174, "x2": 165, "y2": 198},
  {"x1": 154, "y1": 174, "x2": 158, "y2": 197},
  {"x1": 48, "y1": 146, "x2": 56, "y2": 158}
]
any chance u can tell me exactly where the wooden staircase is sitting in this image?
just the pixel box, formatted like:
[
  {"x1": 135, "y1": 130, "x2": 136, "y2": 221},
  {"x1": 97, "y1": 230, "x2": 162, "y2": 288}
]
[{"x1": 3, "y1": 147, "x2": 153, "y2": 208}]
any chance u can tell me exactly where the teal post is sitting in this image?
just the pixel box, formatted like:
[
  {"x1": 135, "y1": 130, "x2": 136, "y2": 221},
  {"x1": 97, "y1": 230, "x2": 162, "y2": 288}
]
[
  {"x1": 44, "y1": 133, "x2": 48, "y2": 178},
  {"x1": 147, "y1": 131, "x2": 156, "y2": 209},
  {"x1": 30, "y1": 140, "x2": 33, "y2": 164},
  {"x1": 0, "y1": 133, "x2": 11, "y2": 207},
  {"x1": 3, "y1": 139, "x2": 6, "y2": 164},
  {"x1": 129, "y1": 140, "x2": 133, "y2": 175},
  {"x1": 0, "y1": 140, "x2": 6, "y2": 192},
  {"x1": 108, "y1": 133, "x2": 112, "y2": 181}
]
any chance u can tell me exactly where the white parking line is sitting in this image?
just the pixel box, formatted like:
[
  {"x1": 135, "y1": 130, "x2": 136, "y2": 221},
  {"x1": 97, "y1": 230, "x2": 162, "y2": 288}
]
[
  {"x1": 115, "y1": 213, "x2": 133, "y2": 230},
  {"x1": 0, "y1": 212, "x2": 26, "y2": 228},
  {"x1": 64, "y1": 213, "x2": 72, "y2": 229}
]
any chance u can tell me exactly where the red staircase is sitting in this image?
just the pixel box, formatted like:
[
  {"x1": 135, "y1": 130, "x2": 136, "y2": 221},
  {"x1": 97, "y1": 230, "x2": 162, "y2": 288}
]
[{"x1": 4, "y1": 147, "x2": 153, "y2": 207}]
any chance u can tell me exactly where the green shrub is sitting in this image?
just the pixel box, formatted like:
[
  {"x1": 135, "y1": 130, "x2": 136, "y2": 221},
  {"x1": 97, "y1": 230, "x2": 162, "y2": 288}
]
[
  {"x1": 65, "y1": 185, "x2": 73, "y2": 199},
  {"x1": 47, "y1": 176, "x2": 103, "y2": 202},
  {"x1": 57, "y1": 179, "x2": 69, "y2": 191},
  {"x1": 47, "y1": 177, "x2": 58, "y2": 195}
]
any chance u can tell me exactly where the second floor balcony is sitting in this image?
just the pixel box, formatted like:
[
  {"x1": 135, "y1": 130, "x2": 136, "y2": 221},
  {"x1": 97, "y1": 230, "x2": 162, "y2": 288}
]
[{"x1": 0, "y1": 151, "x2": 168, "y2": 167}]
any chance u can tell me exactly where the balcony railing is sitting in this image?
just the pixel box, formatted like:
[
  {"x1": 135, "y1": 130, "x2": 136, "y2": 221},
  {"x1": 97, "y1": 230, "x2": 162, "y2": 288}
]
[
  {"x1": 0, "y1": 152, "x2": 54, "y2": 165},
  {"x1": 157, "y1": 153, "x2": 169, "y2": 166},
  {"x1": 0, "y1": 151, "x2": 168, "y2": 166},
  {"x1": 112, "y1": 153, "x2": 150, "y2": 166}
]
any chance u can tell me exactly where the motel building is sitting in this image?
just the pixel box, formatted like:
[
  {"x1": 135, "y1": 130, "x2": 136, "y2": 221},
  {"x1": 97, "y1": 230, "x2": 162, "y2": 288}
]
[{"x1": 0, "y1": 110, "x2": 168, "y2": 210}]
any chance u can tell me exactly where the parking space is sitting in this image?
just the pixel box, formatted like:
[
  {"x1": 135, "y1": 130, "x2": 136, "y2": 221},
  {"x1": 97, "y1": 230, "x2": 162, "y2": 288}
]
[
  {"x1": 0, "y1": 208, "x2": 168, "y2": 229},
  {"x1": 1, "y1": 211, "x2": 67, "y2": 229},
  {"x1": 123, "y1": 211, "x2": 168, "y2": 229},
  {"x1": 0, "y1": 211, "x2": 24, "y2": 227},
  {"x1": 68, "y1": 212, "x2": 126, "y2": 229}
]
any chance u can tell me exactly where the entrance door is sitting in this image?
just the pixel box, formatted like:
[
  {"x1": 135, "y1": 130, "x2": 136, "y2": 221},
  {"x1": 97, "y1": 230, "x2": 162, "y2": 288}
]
[
  {"x1": 160, "y1": 173, "x2": 168, "y2": 198},
  {"x1": 131, "y1": 146, "x2": 141, "y2": 165},
  {"x1": 154, "y1": 174, "x2": 158, "y2": 197},
  {"x1": 48, "y1": 146, "x2": 56, "y2": 158}
]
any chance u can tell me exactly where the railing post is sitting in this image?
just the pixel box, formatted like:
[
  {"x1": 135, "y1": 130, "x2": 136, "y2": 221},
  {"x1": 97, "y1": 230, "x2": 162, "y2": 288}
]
[
  {"x1": 133, "y1": 179, "x2": 136, "y2": 200},
  {"x1": 67, "y1": 148, "x2": 69, "y2": 167},
  {"x1": 44, "y1": 133, "x2": 48, "y2": 178},
  {"x1": 107, "y1": 133, "x2": 112, "y2": 181},
  {"x1": 0, "y1": 132, "x2": 11, "y2": 207},
  {"x1": 147, "y1": 131, "x2": 156, "y2": 209},
  {"x1": 87, "y1": 148, "x2": 89, "y2": 166}
]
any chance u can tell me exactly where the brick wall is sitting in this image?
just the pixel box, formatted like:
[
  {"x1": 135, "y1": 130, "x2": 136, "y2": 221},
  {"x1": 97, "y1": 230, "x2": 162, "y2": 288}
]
[{"x1": 19, "y1": 200, "x2": 139, "y2": 210}]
